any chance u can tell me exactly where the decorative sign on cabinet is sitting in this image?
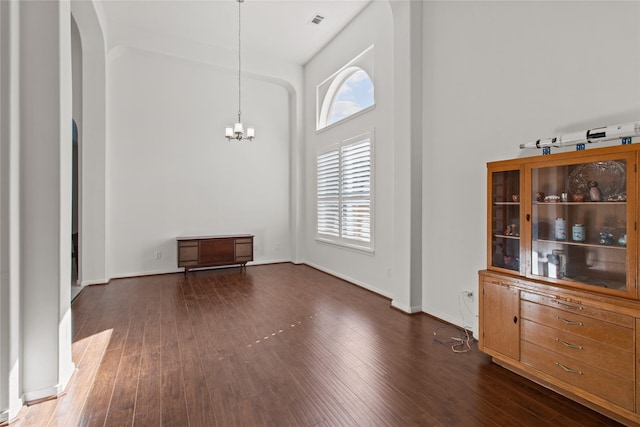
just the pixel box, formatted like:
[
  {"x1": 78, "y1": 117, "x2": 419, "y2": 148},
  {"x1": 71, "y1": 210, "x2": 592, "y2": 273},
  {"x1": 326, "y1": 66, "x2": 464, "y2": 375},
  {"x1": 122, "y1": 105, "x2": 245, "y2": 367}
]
[
  {"x1": 177, "y1": 234, "x2": 253, "y2": 275},
  {"x1": 479, "y1": 144, "x2": 640, "y2": 425}
]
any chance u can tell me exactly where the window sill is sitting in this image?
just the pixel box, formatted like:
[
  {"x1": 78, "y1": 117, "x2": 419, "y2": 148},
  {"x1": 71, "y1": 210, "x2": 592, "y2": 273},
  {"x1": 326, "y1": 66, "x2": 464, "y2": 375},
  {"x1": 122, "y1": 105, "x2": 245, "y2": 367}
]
[{"x1": 315, "y1": 236, "x2": 374, "y2": 255}]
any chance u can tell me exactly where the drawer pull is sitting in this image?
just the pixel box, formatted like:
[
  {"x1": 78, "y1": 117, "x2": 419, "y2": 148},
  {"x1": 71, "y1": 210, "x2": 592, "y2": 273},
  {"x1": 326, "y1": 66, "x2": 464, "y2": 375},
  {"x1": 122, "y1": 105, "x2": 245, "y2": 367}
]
[
  {"x1": 554, "y1": 301, "x2": 583, "y2": 311},
  {"x1": 555, "y1": 338, "x2": 583, "y2": 350},
  {"x1": 555, "y1": 316, "x2": 583, "y2": 326},
  {"x1": 555, "y1": 362, "x2": 583, "y2": 375}
]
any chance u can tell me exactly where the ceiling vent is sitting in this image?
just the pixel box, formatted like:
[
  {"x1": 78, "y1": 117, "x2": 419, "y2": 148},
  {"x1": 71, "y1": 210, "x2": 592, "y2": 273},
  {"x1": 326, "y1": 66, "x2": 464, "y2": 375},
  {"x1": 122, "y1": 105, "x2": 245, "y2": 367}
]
[{"x1": 309, "y1": 14, "x2": 325, "y2": 25}]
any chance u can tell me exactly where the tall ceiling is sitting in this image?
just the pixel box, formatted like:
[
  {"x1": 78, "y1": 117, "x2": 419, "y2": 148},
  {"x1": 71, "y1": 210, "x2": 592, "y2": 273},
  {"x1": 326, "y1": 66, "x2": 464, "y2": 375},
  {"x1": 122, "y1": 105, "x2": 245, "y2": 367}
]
[{"x1": 100, "y1": 0, "x2": 373, "y2": 65}]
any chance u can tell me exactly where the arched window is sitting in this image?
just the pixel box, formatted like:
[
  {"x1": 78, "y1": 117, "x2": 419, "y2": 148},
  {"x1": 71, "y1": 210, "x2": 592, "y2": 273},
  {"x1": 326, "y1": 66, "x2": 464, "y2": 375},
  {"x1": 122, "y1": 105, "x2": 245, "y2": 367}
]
[
  {"x1": 325, "y1": 68, "x2": 374, "y2": 127},
  {"x1": 317, "y1": 46, "x2": 375, "y2": 130}
]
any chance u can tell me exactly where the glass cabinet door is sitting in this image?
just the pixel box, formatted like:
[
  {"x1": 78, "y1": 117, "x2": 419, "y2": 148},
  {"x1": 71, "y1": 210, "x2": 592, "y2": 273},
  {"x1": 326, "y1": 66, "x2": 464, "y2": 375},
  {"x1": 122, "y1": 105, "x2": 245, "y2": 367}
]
[
  {"x1": 490, "y1": 168, "x2": 522, "y2": 273},
  {"x1": 529, "y1": 154, "x2": 635, "y2": 296}
]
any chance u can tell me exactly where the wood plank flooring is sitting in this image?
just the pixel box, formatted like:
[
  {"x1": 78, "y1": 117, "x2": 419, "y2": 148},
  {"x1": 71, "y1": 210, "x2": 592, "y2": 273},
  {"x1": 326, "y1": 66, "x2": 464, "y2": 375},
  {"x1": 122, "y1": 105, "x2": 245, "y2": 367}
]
[{"x1": 6, "y1": 263, "x2": 622, "y2": 426}]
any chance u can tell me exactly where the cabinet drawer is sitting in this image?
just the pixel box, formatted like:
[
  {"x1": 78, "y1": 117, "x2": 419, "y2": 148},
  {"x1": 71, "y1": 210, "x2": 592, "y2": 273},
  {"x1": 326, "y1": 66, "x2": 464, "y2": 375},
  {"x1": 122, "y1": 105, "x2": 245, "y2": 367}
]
[
  {"x1": 178, "y1": 246, "x2": 199, "y2": 263},
  {"x1": 521, "y1": 341, "x2": 634, "y2": 411},
  {"x1": 521, "y1": 300, "x2": 632, "y2": 351},
  {"x1": 235, "y1": 238, "x2": 253, "y2": 244},
  {"x1": 179, "y1": 241, "x2": 199, "y2": 249},
  {"x1": 521, "y1": 319, "x2": 633, "y2": 378},
  {"x1": 235, "y1": 243, "x2": 253, "y2": 258},
  {"x1": 521, "y1": 291, "x2": 633, "y2": 328}
]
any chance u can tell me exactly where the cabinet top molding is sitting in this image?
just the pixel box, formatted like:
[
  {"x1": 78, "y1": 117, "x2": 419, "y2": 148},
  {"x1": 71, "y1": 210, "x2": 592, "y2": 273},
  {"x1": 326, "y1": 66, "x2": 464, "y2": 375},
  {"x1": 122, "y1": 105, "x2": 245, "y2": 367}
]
[{"x1": 176, "y1": 234, "x2": 254, "y2": 240}]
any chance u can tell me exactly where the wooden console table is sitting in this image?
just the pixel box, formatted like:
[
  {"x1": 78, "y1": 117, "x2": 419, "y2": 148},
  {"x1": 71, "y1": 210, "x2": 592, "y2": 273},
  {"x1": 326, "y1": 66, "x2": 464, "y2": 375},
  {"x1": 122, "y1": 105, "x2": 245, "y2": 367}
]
[{"x1": 176, "y1": 234, "x2": 253, "y2": 275}]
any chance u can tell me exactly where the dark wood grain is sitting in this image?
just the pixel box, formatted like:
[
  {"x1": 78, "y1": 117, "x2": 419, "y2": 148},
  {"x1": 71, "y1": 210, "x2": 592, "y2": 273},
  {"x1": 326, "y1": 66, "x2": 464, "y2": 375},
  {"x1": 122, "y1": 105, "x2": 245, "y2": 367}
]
[{"x1": 8, "y1": 263, "x2": 623, "y2": 426}]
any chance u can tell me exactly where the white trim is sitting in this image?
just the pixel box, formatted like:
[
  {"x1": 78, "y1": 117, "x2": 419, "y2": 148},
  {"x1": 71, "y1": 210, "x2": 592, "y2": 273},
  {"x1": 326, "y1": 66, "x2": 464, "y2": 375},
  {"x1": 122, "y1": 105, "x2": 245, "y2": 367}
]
[
  {"x1": 22, "y1": 377, "x2": 70, "y2": 404},
  {"x1": 80, "y1": 278, "x2": 110, "y2": 286},
  {"x1": 0, "y1": 410, "x2": 8, "y2": 423},
  {"x1": 391, "y1": 300, "x2": 422, "y2": 314},
  {"x1": 315, "y1": 236, "x2": 374, "y2": 255},
  {"x1": 107, "y1": 259, "x2": 292, "y2": 280},
  {"x1": 316, "y1": 45, "x2": 375, "y2": 131},
  {"x1": 304, "y1": 261, "x2": 393, "y2": 300},
  {"x1": 316, "y1": 104, "x2": 376, "y2": 135},
  {"x1": 422, "y1": 304, "x2": 476, "y2": 335}
]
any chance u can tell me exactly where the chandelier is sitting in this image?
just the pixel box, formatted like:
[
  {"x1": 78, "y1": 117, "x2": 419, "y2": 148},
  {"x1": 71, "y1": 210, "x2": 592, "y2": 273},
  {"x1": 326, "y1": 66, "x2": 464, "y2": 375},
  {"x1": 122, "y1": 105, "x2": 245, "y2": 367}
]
[{"x1": 225, "y1": 0, "x2": 255, "y2": 141}]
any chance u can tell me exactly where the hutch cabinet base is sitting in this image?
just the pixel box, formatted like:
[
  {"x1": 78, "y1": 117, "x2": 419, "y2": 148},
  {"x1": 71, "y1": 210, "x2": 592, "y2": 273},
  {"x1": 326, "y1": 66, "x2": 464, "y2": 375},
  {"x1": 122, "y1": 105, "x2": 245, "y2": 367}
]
[
  {"x1": 479, "y1": 270, "x2": 640, "y2": 426},
  {"x1": 490, "y1": 353, "x2": 639, "y2": 426},
  {"x1": 177, "y1": 234, "x2": 254, "y2": 275}
]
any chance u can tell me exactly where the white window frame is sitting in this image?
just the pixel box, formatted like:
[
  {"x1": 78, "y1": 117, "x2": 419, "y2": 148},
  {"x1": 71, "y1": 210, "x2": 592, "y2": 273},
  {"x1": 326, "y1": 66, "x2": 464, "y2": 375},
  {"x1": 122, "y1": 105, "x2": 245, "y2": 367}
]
[
  {"x1": 316, "y1": 45, "x2": 375, "y2": 132},
  {"x1": 316, "y1": 132, "x2": 374, "y2": 253}
]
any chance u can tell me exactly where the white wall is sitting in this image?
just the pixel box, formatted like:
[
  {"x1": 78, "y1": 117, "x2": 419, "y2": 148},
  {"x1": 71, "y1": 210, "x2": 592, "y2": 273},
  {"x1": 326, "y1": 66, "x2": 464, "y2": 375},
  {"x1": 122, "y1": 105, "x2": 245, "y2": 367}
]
[
  {"x1": 421, "y1": 1, "x2": 640, "y2": 332},
  {"x1": 18, "y1": 0, "x2": 74, "y2": 403},
  {"x1": 0, "y1": 1, "x2": 18, "y2": 421},
  {"x1": 303, "y1": 2, "x2": 396, "y2": 298},
  {"x1": 71, "y1": 0, "x2": 109, "y2": 286},
  {"x1": 108, "y1": 47, "x2": 291, "y2": 277}
]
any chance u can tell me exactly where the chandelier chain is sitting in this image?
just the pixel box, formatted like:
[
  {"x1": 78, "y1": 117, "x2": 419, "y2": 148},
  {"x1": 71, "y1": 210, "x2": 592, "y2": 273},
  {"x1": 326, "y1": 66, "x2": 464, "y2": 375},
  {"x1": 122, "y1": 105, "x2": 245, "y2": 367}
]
[
  {"x1": 225, "y1": 0, "x2": 253, "y2": 141},
  {"x1": 237, "y1": 0, "x2": 242, "y2": 123}
]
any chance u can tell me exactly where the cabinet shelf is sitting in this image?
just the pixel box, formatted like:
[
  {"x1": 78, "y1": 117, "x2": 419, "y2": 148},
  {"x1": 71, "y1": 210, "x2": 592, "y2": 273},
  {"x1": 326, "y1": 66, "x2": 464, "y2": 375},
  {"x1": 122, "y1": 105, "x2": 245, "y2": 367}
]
[
  {"x1": 534, "y1": 238, "x2": 626, "y2": 250},
  {"x1": 533, "y1": 201, "x2": 626, "y2": 206},
  {"x1": 494, "y1": 234, "x2": 520, "y2": 240}
]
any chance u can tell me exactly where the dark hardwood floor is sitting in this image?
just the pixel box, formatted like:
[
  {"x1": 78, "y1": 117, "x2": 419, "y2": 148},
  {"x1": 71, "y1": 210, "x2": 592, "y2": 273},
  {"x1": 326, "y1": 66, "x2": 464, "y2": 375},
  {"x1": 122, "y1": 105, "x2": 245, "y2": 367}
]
[{"x1": 8, "y1": 263, "x2": 622, "y2": 426}]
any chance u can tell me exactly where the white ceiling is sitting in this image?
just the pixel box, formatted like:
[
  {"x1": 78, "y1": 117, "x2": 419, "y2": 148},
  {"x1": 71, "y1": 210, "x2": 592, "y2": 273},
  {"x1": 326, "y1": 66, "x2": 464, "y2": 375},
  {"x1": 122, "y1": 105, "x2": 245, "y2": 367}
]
[{"x1": 100, "y1": 0, "x2": 372, "y2": 65}]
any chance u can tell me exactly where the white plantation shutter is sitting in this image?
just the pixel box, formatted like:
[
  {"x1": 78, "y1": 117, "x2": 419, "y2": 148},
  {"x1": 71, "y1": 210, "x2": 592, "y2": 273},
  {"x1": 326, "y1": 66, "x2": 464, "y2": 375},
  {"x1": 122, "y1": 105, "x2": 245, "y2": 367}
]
[
  {"x1": 317, "y1": 134, "x2": 372, "y2": 250},
  {"x1": 317, "y1": 150, "x2": 340, "y2": 237},
  {"x1": 341, "y1": 140, "x2": 370, "y2": 242}
]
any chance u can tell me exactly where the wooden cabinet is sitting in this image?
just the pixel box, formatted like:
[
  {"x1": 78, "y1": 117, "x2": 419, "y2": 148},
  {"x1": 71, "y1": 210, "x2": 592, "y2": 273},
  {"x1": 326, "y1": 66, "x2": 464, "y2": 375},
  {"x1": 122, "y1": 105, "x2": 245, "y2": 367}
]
[
  {"x1": 177, "y1": 234, "x2": 253, "y2": 274},
  {"x1": 480, "y1": 144, "x2": 640, "y2": 425}
]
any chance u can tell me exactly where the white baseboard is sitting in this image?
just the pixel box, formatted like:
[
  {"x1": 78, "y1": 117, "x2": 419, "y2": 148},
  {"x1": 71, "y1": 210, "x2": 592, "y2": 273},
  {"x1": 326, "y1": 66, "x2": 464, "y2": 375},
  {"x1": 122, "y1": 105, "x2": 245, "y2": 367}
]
[
  {"x1": 80, "y1": 278, "x2": 110, "y2": 286},
  {"x1": 391, "y1": 300, "x2": 422, "y2": 314},
  {"x1": 422, "y1": 304, "x2": 476, "y2": 336},
  {"x1": 108, "y1": 259, "x2": 294, "y2": 281},
  {"x1": 0, "y1": 409, "x2": 8, "y2": 423},
  {"x1": 23, "y1": 384, "x2": 63, "y2": 404},
  {"x1": 302, "y1": 261, "x2": 394, "y2": 300},
  {"x1": 113, "y1": 268, "x2": 182, "y2": 279}
]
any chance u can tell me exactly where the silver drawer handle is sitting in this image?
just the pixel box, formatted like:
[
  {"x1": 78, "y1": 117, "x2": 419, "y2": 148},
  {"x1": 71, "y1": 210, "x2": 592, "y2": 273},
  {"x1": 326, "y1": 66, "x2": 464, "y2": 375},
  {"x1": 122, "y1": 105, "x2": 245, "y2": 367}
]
[
  {"x1": 554, "y1": 300, "x2": 583, "y2": 311},
  {"x1": 555, "y1": 338, "x2": 583, "y2": 350},
  {"x1": 555, "y1": 315, "x2": 583, "y2": 326},
  {"x1": 555, "y1": 362, "x2": 583, "y2": 375}
]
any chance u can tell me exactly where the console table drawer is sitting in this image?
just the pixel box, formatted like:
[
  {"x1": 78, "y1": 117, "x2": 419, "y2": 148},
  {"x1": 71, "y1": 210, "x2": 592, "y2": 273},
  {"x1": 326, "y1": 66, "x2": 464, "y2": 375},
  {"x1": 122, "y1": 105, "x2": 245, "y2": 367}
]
[
  {"x1": 178, "y1": 245, "x2": 199, "y2": 263},
  {"x1": 235, "y1": 242, "x2": 253, "y2": 260}
]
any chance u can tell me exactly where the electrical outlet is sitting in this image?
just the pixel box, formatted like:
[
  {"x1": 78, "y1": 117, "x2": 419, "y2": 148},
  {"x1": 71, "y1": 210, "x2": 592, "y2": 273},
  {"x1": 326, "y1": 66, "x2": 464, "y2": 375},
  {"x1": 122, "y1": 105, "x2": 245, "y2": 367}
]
[{"x1": 155, "y1": 250, "x2": 162, "y2": 260}]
